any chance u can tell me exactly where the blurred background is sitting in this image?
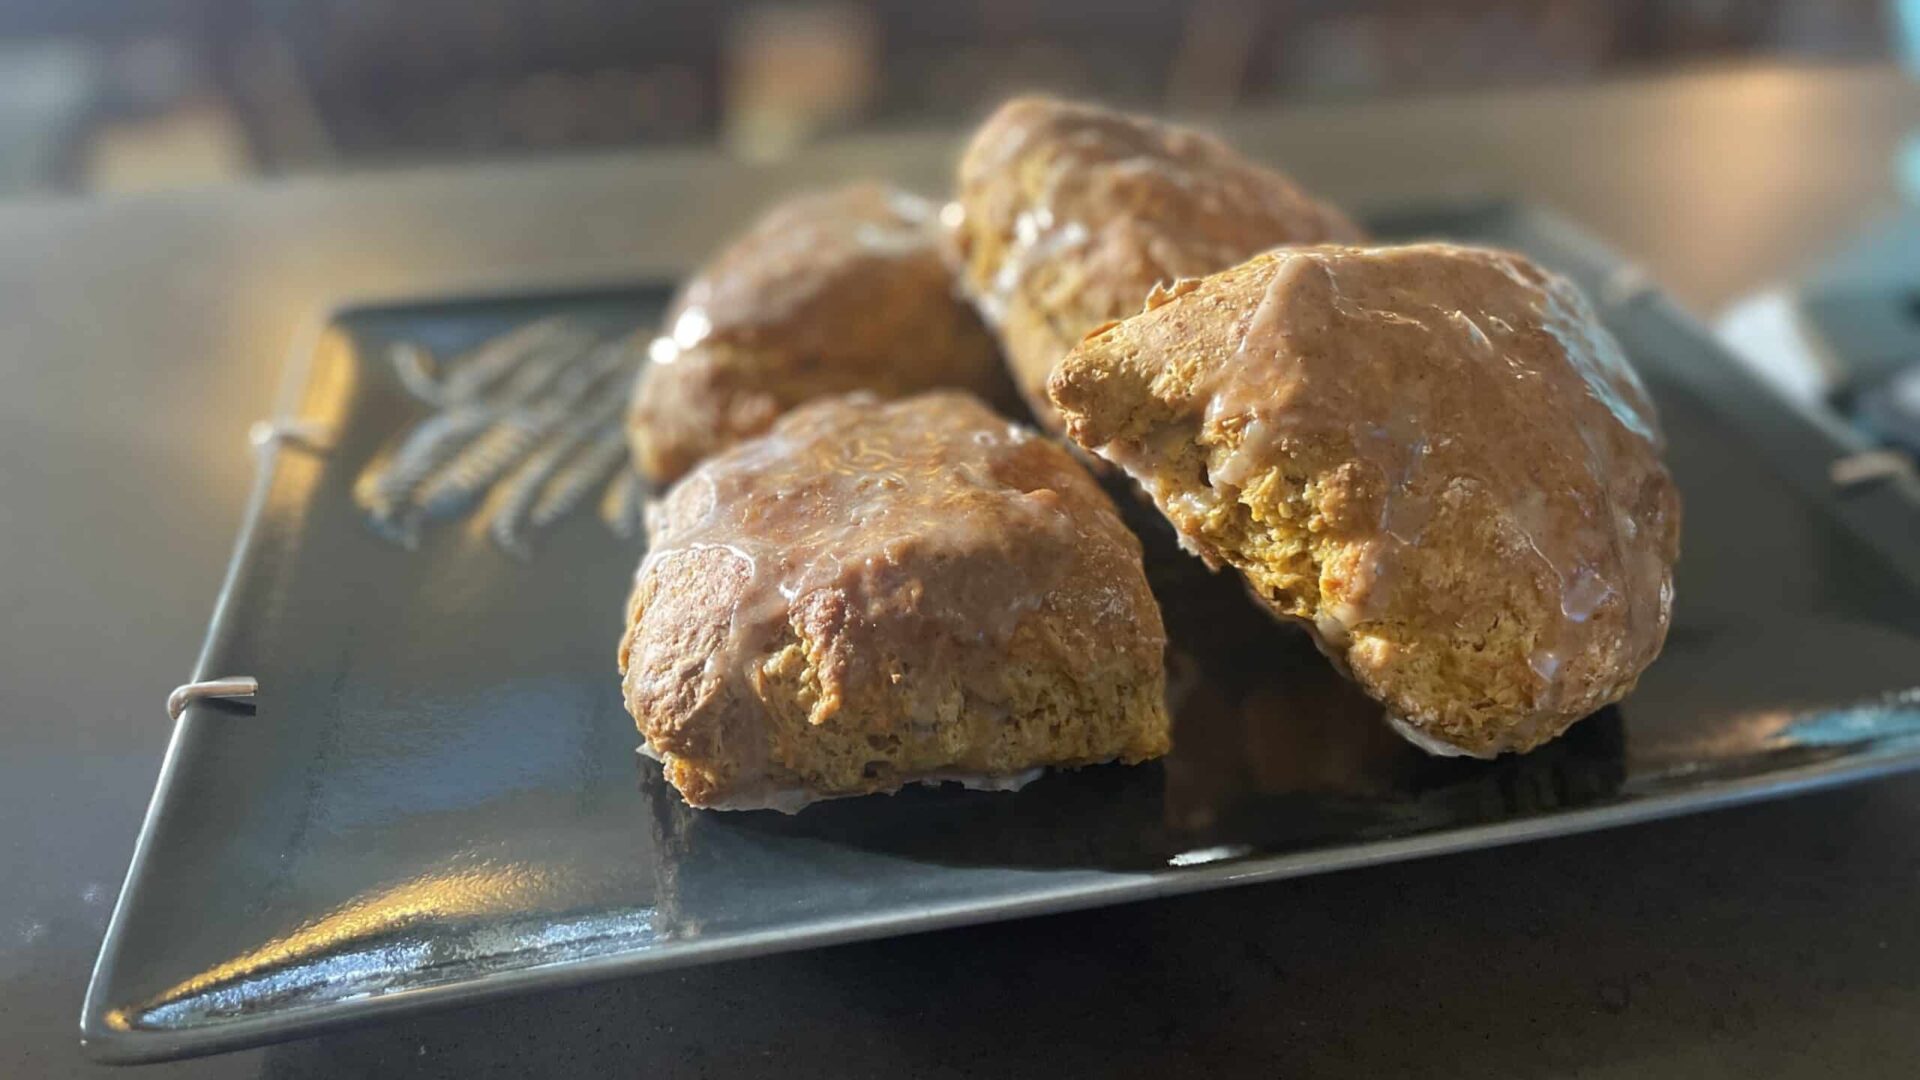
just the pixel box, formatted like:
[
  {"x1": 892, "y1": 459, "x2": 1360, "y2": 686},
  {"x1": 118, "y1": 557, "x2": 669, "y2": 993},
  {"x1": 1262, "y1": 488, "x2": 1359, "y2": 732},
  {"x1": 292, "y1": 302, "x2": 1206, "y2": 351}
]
[{"x1": 0, "y1": 0, "x2": 1901, "y2": 198}]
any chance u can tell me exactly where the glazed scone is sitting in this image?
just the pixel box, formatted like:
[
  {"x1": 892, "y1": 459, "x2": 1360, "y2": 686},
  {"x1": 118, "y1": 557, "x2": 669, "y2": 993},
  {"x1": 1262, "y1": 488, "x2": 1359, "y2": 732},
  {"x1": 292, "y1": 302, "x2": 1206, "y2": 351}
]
[
  {"x1": 618, "y1": 391, "x2": 1170, "y2": 811},
  {"x1": 948, "y1": 96, "x2": 1363, "y2": 429},
  {"x1": 1049, "y1": 244, "x2": 1681, "y2": 757},
  {"x1": 627, "y1": 183, "x2": 1008, "y2": 485}
]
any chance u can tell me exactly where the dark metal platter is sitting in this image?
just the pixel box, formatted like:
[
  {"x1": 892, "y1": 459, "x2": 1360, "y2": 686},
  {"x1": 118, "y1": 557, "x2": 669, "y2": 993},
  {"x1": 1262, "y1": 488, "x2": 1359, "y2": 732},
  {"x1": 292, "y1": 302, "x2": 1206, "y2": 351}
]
[{"x1": 84, "y1": 202, "x2": 1920, "y2": 1063}]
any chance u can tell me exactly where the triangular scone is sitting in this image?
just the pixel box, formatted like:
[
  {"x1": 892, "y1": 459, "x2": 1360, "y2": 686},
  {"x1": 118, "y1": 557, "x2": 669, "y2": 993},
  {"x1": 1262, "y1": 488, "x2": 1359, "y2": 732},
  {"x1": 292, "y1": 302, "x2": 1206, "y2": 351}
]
[
  {"x1": 1050, "y1": 244, "x2": 1680, "y2": 757},
  {"x1": 620, "y1": 391, "x2": 1169, "y2": 810}
]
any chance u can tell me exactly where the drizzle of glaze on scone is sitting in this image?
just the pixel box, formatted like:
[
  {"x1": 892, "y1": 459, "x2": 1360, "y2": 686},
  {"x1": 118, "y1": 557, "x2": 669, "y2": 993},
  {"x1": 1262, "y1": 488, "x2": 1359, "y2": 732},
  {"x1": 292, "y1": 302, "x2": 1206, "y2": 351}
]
[
  {"x1": 619, "y1": 391, "x2": 1169, "y2": 810},
  {"x1": 1049, "y1": 243, "x2": 1681, "y2": 757},
  {"x1": 628, "y1": 183, "x2": 1009, "y2": 485},
  {"x1": 947, "y1": 96, "x2": 1364, "y2": 429}
]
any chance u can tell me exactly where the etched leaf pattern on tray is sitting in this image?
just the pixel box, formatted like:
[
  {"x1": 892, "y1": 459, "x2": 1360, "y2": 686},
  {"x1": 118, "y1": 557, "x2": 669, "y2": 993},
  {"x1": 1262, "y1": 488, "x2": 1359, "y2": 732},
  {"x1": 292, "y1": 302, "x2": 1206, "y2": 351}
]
[{"x1": 354, "y1": 317, "x2": 649, "y2": 553}]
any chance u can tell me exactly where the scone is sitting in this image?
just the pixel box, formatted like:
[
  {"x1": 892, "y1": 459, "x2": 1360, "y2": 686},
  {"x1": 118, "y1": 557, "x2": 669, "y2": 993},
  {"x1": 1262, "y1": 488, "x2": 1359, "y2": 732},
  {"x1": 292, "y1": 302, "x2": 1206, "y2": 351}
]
[
  {"x1": 618, "y1": 390, "x2": 1170, "y2": 811},
  {"x1": 1048, "y1": 243, "x2": 1681, "y2": 757},
  {"x1": 948, "y1": 96, "x2": 1363, "y2": 429},
  {"x1": 627, "y1": 182, "x2": 1008, "y2": 485}
]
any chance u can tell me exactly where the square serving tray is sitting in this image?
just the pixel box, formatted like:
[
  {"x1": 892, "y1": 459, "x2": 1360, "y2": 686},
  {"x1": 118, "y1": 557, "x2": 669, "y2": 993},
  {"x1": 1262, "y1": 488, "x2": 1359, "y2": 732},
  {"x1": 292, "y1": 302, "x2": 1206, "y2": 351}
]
[{"x1": 84, "y1": 201, "x2": 1920, "y2": 1063}]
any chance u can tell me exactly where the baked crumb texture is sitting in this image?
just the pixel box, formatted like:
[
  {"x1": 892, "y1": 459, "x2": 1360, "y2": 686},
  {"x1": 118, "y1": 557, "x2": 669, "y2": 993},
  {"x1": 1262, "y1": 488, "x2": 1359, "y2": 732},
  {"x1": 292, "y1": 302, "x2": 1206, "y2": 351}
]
[
  {"x1": 948, "y1": 96, "x2": 1363, "y2": 429},
  {"x1": 1049, "y1": 244, "x2": 1681, "y2": 757},
  {"x1": 627, "y1": 182, "x2": 1010, "y2": 485},
  {"x1": 619, "y1": 391, "x2": 1170, "y2": 810}
]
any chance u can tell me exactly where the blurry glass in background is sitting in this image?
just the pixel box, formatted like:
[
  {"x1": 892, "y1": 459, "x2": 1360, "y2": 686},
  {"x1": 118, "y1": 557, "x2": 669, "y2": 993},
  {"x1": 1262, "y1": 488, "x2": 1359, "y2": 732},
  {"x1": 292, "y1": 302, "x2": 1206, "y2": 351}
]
[
  {"x1": 725, "y1": 2, "x2": 877, "y2": 160},
  {"x1": 0, "y1": 0, "x2": 1899, "y2": 198}
]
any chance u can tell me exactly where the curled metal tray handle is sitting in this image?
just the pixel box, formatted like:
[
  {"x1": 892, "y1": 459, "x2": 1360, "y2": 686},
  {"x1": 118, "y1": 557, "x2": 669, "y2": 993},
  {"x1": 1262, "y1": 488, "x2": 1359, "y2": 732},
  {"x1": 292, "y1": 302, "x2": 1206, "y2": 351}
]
[
  {"x1": 1831, "y1": 449, "x2": 1917, "y2": 491},
  {"x1": 1600, "y1": 263, "x2": 1657, "y2": 309},
  {"x1": 248, "y1": 418, "x2": 335, "y2": 453},
  {"x1": 167, "y1": 677, "x2": 258, "y2": 722}
]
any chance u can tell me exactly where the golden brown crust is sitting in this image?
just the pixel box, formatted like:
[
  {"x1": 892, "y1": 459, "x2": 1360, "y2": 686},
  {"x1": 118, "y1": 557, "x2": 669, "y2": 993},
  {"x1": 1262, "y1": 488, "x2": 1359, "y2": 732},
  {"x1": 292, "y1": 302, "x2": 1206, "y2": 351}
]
[
  {"x1": 618, "y1": 391, "x2": 1170, "y2": 810},
  {"x1": 948, "y1": 96, "x2": 1364, "y2": 429},
  {"x1": 1049, "y1": 244, "x2": 1681, "y2": 757},
  {"x1": 626, "y1": 183, "x2": 1010, "y2": 485}
]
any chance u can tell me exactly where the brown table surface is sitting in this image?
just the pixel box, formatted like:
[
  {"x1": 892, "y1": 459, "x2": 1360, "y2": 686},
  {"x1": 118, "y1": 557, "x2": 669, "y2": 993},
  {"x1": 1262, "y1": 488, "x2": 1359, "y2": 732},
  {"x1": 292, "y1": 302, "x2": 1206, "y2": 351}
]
[{"x1": 7, "y1": 63, "x2": 1920, "y2": 1078}]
